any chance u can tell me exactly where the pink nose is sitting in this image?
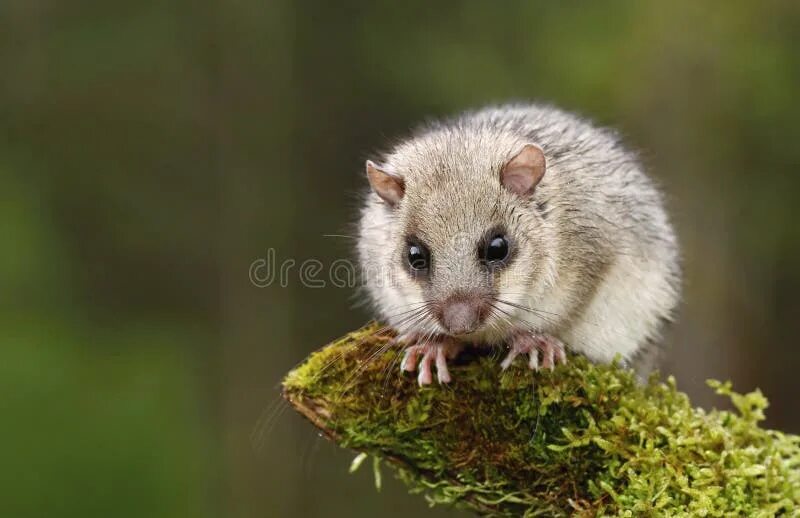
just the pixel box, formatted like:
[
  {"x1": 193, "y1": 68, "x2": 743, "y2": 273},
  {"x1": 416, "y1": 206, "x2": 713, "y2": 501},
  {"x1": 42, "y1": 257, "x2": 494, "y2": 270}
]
[{"x1": 439, "y1": 297, "x2": 486, "y2": 334}]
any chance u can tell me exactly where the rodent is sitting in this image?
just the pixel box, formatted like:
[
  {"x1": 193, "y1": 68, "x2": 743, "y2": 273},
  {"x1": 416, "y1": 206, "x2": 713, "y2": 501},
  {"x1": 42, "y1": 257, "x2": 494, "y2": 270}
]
[{"x1": 357, "y1": 103, "x2": 681, "y2": 386}]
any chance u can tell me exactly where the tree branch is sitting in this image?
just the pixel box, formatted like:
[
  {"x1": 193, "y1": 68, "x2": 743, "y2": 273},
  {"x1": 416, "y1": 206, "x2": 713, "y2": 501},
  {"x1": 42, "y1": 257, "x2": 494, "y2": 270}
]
[{"x1": 283, "y1": 323, "x2": 800, "y2": 516}]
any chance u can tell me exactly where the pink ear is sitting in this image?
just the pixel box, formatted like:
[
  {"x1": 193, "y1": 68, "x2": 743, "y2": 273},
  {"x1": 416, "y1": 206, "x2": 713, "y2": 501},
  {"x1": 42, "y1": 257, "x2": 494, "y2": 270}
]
[
  {"x1": 500, "y1": 144, "x2": 546, "y2": 197},
  {"x1": 366, "y1": 160, "x2": 405, "y2": 207}
]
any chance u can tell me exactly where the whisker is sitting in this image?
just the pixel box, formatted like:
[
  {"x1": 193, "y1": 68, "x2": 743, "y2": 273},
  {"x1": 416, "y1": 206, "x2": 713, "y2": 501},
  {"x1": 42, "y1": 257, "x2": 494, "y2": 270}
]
[
  {"x1": 250, "y1": 396, "x2": 291, "y2": 452},
  {"x1": 494, "y1": 297, "x2": 642, "y2": 344},
  {"x1": 337, "y1": 308, "x2": 434, "y2": 395},
  {"x1": 491, "y1": 299, "x2": 609, "y2": 357}
]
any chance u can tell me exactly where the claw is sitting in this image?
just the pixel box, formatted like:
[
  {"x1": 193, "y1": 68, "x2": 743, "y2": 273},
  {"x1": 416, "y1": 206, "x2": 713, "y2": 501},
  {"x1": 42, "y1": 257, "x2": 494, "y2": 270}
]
[
  {"x1": 400, "y1": 347, "x2": 419, "y2": 372},
  {"x1": 435, "y1": 345, "x2": 451, "y2": 384},
  {"x1": 500, "y1": 347, "x2": 520, "y2": 370},
  {"x1": 554, "y1": 342, "x2": 567, "y2": 364},
  {"x1": 417, "y1": 349, "x2": 434, "y2": 386},
  {"x1": 528, "y1": 345, "x2": 540, "y2": 370},
  {"x1": 502, "y1": 333, "x2": 566, "y2": 371},
  {"x1": 400, "y1": 339, "x2": 463, "y2": 385}
]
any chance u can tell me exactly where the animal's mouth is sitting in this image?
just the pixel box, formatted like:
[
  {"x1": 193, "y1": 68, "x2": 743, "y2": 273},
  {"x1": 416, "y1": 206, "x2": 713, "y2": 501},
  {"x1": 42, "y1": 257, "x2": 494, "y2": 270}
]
[
  {"x1": 446, "y1": 330, "x2": 478, "y2": 340},
  {"x1": 443, "y1": 323, "x2": 497, "y2": 344}
]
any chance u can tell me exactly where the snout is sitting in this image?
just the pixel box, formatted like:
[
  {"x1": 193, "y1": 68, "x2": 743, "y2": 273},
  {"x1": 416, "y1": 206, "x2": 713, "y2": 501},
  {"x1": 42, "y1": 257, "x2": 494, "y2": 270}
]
[{"x1": 437, "y1": 293, "x2": 489, "y2": 335}]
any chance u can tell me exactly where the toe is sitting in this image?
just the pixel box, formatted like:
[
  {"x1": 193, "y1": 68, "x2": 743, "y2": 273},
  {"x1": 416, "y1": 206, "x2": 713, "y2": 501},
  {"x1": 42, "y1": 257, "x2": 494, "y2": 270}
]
[
  {"x1": 417, "y1": 369, "x2": 432, "y2": 386},
  {"x1": 401, "y1": 347, "x2": 418, "y2": 372},
  {"x1": 435, "y1": 346, "x2": 451, "y2": 384},
  {"x1": 555, "y1": 344, "x2": 567, "y2": 364},
  {"x1": 417, "y1": 351, "x2": 433, "y2": 386},
  {"x1": 527, "y1": 349, "x2": 539, "y2": 370},
  {"x1": 542, "y1": 347, "x2": 555, "y2": 370},
  {"x1": 500, "y1": 348, "x2": 520, "y2": 370}
]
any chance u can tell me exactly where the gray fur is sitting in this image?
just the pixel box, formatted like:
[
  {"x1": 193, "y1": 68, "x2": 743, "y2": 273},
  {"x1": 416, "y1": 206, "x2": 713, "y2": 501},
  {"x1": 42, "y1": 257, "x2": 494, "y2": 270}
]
[{"x1": 357, "y1": 103, "x2": 681, "y2": 369}]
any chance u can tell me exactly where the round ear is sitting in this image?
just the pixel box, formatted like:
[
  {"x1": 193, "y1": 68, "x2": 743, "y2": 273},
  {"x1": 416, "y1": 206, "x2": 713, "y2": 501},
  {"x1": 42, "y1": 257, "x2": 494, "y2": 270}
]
[
  {"x1": 500, "y1": 144, "x2": 546, "y2": 197},
  {"x1": 366, "y1": 160, "x2": 405, "y2": 207}
]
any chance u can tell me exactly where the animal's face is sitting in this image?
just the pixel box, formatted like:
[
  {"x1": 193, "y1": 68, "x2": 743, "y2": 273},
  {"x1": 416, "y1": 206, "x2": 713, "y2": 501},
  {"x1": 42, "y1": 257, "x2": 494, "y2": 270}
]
[{"x1": 365, "y1": 141, "x2": 553, "y2": 341}]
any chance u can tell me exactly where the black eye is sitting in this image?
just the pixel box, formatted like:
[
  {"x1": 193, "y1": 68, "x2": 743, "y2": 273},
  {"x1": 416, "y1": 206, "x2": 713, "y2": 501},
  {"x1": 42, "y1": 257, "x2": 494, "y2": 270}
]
[
  {"x1": 407, "y1": 242, "x2": 430, "y2": 271},
  {"x1": 482, "y1": 235, "x2": 510, "y2": 264}
]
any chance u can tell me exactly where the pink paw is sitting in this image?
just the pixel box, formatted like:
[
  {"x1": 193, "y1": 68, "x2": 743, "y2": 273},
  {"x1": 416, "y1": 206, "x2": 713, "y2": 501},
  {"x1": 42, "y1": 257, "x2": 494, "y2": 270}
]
[
  {"x1": 400, "y1": 337, "x2": 463, "y2": 386},
  {"x1": 500, "y1": 332, "x2": 567, "y2": 371}
]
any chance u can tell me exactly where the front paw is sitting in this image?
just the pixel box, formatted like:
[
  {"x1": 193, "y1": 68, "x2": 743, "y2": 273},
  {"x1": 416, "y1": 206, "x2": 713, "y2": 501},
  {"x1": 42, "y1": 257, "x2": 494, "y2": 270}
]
[
  {"x1": 500, "y1": 332, "x2": 567, "y2": 371},
  {"x1": 400, "y1": 338, "x2": 463, "y2": 386}
]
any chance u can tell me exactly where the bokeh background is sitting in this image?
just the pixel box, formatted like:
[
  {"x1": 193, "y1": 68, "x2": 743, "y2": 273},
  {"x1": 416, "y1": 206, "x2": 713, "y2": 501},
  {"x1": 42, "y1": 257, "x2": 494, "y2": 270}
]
[{"x1": 2, "y1": 1, "x2": 799, "y2": 516}]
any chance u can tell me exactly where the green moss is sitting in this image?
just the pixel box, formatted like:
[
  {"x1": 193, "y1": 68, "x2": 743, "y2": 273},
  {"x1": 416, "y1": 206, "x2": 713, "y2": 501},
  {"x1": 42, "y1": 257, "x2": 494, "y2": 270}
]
[{"x1": 283, "y1": 323, "x2": 800, "y2": 516}]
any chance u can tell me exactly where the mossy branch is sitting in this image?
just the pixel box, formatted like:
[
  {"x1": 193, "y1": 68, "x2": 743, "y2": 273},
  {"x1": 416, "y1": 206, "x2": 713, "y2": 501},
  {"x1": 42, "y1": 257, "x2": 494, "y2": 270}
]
[{"x1": 282, "y1": 323, "x2": 800, "y2": 516}]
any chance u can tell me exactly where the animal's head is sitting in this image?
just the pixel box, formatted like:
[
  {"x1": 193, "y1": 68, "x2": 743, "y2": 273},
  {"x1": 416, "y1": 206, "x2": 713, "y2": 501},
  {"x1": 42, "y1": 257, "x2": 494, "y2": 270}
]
[{"x1": 362, "y1": 130, "x2": 556, "y2": 341}]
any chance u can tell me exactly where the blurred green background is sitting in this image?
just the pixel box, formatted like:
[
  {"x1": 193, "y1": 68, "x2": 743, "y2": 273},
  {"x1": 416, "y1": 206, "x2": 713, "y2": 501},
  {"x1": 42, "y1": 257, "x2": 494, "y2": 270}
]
[{"x1": 2, "y1": 1, "x2": 799, "y2": 516}]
